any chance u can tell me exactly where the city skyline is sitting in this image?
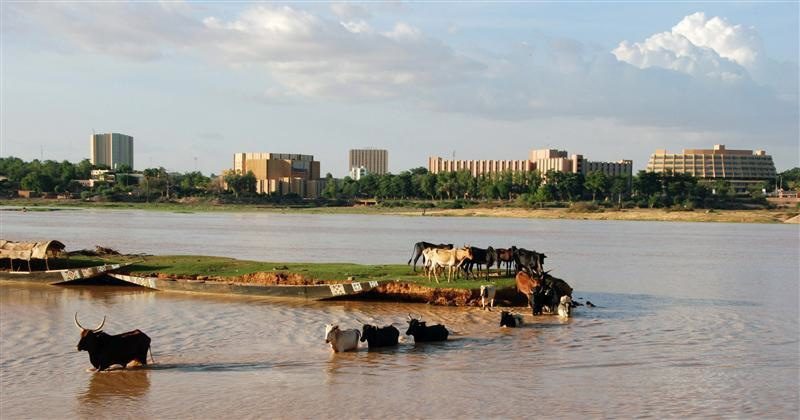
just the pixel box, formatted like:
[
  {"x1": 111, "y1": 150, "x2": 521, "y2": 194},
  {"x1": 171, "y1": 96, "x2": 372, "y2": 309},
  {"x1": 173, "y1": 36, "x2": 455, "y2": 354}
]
[{"x1": 2, "y1": 3, "x2": 798, "y2": 176}]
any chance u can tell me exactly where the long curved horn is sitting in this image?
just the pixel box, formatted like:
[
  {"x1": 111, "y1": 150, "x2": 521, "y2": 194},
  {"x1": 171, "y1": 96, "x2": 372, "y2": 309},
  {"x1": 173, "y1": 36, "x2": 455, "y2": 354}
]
[
  {"x1": 93, "y1": 316, "x2": 106, "y2": 332},
  {"x1": 407, "y1": 313, "x2": 413, "y2": 320},
  {"x1": 74, "y1": 312, "x2": 85, "y2": 330}
]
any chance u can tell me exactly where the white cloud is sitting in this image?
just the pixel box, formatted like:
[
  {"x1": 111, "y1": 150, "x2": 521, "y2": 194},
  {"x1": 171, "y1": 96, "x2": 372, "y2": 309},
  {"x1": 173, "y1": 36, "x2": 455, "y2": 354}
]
[{"x1": 612, "y1": 12, "x2": 755, "y2": 81}]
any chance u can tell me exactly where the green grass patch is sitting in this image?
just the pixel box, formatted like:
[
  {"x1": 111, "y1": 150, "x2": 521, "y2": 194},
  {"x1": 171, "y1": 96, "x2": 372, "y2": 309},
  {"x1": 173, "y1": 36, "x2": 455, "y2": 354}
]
[{"x1": 68, "y1": 254, "x2": 517, "y2": 290}]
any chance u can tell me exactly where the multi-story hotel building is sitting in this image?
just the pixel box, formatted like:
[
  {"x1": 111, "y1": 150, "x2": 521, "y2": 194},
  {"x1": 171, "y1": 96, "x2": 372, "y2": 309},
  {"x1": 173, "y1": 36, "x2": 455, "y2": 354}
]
[
  {"x1": 90, "y1": 133, "x2": 134, "y2": 170},
  {"x1": 429, "y1": 148, "x2": 632, "y2": 180},
  {"x1": 427, "y1": 157, "x2": 534, "y2": 176},
  {"x1": 232, "y1": 152, "x2": 324, "y2": 198},
  {"x1": 349, "y1": 149, "x2": 388, "y2": 175},
  {"x1": 647, "y1": 144, "x2": 776, "y2": 192}
]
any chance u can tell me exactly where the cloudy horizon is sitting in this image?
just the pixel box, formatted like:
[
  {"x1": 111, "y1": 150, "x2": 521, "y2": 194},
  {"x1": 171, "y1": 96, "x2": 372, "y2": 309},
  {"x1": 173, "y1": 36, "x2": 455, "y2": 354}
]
[{"x1": 2, "y1": 2, "x2": 798, "y2": 175}]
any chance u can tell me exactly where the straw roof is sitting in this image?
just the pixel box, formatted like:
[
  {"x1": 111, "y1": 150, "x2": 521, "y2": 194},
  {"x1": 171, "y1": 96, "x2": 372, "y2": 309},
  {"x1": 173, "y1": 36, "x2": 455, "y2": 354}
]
[{"x1": 0, "y1": 240, "x2": 66, "y2": 261}]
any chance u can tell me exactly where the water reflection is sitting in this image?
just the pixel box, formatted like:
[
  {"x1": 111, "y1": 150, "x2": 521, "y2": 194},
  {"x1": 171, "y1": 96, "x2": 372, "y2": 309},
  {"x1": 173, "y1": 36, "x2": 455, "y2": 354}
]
[{"x1": 78, "y1": 368, "x2": 150, "y2": 406}]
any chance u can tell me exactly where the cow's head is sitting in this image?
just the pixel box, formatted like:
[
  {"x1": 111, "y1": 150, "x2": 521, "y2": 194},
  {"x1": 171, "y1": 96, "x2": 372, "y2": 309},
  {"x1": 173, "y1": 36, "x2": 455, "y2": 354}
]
[
  {"x1": 360, "y1": 325, "x2": 376, "y2": 342},
  {"x1": 405, "y1": 314, "x2": 425, "y2": 336},
  {"x1": 75, "y1": 312, "x2": 106, "y2": 352},
  {"x1": 324, "y1": 324, "x2": 338, "y2": 344},
  {"x1": 499, "y1": 311, "x2": 514, "y2": 327}
]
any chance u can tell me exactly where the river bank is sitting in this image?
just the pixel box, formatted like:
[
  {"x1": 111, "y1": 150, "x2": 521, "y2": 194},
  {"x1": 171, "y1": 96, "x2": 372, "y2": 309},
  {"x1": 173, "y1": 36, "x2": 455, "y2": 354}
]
[
  {"x1": 64, "y1": 254, "x2": 522, "y2": 306},
  {"x1": 2, "y1": 198, "x2": 797, "y2": 223}
]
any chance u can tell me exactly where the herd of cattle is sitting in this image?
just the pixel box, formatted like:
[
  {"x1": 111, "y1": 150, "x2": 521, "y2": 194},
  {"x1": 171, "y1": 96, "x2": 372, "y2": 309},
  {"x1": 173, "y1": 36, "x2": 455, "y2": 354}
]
[
  {"x1": 72, "y1": 241, "x2": 581, "y2": 369},
  {"x1": 408, "y1": 241, "x2": 548, "y2": 282}
]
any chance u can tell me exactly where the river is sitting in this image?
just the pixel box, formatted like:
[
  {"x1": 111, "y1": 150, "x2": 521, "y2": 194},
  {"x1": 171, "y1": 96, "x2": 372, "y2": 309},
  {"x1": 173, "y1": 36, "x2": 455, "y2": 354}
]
[{"x1": 1, "y1": 208, "x2": 798, "y2": 418}]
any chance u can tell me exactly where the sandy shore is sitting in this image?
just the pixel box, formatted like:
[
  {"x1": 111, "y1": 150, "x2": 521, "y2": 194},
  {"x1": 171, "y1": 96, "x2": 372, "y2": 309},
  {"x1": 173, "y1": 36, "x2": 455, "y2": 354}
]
[{"x1": 394, "y1": 207, "x2": 798, "y2": 224}]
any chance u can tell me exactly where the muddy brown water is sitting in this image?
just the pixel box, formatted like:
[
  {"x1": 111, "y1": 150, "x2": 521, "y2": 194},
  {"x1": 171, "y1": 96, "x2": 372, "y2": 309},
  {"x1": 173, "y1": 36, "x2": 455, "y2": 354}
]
[{"x1": 1, "y1": 209, "x2": 798, "y2": 418}]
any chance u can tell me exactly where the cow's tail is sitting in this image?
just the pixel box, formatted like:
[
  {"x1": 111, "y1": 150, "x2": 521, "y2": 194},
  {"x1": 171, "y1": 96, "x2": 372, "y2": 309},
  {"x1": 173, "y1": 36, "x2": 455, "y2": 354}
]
[{"x1": 149, "y1": 345, "x2": 155, "y2": 364}]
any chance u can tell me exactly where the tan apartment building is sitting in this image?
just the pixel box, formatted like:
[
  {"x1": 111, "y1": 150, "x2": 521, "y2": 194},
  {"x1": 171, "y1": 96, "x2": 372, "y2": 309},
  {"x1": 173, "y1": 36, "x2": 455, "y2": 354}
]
[
  {"x1": 428, "y1": 157, "x2": 534, "y2": 176},
  {"x1": 647, "y1": 144, "x2": 776, "y2": 192},
  {"x1": 429, "y1": 148, "x2": 632, "y2": 180},
  {"x1": 232, "y1": 152, "x2": 324, "y2": 198},
  {"x1": 90, "y1": 133, "x2": 134, "y2": 170},
  {"x1": 349, "y1": 149, "x2": 388, "y2": 175}
]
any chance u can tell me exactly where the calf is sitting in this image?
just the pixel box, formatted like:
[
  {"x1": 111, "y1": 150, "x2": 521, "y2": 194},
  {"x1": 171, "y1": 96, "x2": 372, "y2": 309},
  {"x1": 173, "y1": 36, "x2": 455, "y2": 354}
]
[
  {"x1": 405, "y1": 315, "x2": 448, "y2": 343},
  {"x1": 499, "y1": 311, "x2": 524, "y2": 328},
  {"x1": 479, "y1": 284, "x2": 496, "y2": 311},
  {"x1": 557, "y1": 295, "x2": 573, "y2": 318},
  {"x1": 360, "y1": 324, "x2": 400, "y2": 348},
  {"x1": 324, "y1": 324, "x2": 360, "y2": 352},
  {"x1": 75, "y1": 313, "x2": 152, "y2": 372}
]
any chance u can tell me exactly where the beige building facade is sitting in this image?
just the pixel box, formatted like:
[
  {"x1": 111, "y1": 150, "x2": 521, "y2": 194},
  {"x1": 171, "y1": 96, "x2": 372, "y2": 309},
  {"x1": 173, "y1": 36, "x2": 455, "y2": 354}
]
[
  {"x1": 429, "y1": 148, "x2": 632, "y2": 180},
  {"x1": 232, "y1": 152, "x2": 323, "y2": 198},
  {"x1": 90, "y1": 133, "x2": 134, "y2": 170},
  {"x1": 647, "y1": 144, "x2": 776, "y2": 191},
  {"x1": 349, "y1": 149, "x2": 388, "y2": 175}
]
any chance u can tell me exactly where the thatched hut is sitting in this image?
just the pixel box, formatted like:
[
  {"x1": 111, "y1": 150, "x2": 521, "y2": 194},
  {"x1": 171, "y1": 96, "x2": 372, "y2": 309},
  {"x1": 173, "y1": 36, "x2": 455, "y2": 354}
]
[{"x1": 0, "y1": 240, "x2": 66, "y2": 271}]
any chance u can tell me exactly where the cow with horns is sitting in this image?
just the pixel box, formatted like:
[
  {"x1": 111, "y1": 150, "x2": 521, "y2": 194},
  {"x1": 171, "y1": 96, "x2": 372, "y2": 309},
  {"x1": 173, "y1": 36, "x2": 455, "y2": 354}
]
[
  {"x1": 405, "y1": 315, "x2": 449, "y2": 343},
  {"x1": 74, "y1": 313, "x2": 153, "y2": 371},
  {"x1": 360, "y1": 324, "x2": 400, "y2": 349}
]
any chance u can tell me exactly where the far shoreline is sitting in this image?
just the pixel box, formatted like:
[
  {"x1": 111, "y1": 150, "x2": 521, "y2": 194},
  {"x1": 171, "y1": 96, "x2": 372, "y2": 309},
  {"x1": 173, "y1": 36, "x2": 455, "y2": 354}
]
[{"x1": 1, "y1": 199, "x2": 797, "y2": 224}]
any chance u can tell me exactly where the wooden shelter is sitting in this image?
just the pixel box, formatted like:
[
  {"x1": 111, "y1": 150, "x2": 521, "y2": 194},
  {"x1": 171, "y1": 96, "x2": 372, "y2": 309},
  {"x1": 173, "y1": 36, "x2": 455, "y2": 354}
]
[{"x1": 0, "y1": 240, "x2": 66, "y2": 271}]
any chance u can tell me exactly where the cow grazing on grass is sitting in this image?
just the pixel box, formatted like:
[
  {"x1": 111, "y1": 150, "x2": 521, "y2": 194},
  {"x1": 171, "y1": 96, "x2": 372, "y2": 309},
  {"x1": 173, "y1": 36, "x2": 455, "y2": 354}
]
[
  {"x1": 407, "y1": 242, "x2": 453, "y2": 272},
  {"x1": 360, "y1": 324, "x2": 400, "y2": 348},
  {"x1": 514, "y1": 248, "x2": 547, "y2": 276},
  {"x1": 324, "y1": 324, "x2": 360, "y2": 352},
  {"x1": 479, "y1": 284, "x2": 496, "y2": 311},
  {"x1": 75, "y1": 313, "x2": 152, "y2": 372},
  {"x1": 500, "y1": 311, "x2": 524, "y2": 328},
  {"x1": 405, "y1": 315, "x2": 449, "y2": 343}
]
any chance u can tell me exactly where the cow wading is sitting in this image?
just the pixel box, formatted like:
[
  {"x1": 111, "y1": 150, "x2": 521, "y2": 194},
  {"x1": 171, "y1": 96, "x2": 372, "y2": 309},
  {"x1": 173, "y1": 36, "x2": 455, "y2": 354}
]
[{"x1": 75, "y1": 313, "x2": 154, "y2": 371}]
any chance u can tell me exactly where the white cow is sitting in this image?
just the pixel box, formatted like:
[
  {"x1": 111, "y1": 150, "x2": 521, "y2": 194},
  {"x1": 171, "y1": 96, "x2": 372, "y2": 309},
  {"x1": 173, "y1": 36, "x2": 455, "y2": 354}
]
[
  {"x1": 557, "y1": 295, "x2": 573, "y2": 318},
  {"x1": 324, "y1": 324, "x2": 360, "y2": 352},
  {"x1": 425, "y1": 248, "x2": 473, "y2": 283},
  {"x1": 479, "y1": 284, "x2": 496, "y2": 311}
]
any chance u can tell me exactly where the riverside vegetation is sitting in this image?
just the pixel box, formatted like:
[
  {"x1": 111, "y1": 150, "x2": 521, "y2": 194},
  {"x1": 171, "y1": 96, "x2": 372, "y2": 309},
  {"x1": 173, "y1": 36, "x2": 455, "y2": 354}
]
[{"x1": 1, "y1": 157, "x2": 798, "y2": 222}]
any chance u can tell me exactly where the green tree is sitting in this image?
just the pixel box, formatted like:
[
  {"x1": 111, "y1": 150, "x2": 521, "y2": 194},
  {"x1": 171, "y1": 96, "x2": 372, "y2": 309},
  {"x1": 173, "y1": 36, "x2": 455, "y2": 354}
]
[{"x1": 584, "y1": 171, "x2": 609, "y2": 201}]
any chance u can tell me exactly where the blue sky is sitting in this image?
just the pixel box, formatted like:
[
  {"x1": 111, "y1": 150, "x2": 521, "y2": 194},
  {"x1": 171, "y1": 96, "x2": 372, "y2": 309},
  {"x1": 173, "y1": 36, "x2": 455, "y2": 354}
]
[{"x1": 2, "y1": 1, "x2": 798, "y2": 175}]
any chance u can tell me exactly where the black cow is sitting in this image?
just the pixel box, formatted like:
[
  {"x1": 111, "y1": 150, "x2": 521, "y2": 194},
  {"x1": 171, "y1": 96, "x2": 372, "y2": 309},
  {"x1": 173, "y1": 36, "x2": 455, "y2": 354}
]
[
  {"x1": 462, "y1": 246, "x2": 497, "y2": 280},
  {"x1": 405, "y1": 315, "x2": 449, "y2": 342},
  {"x1": 495, "y1": 247, "x2": 516, "y2": 277},
  {"x1": 75, "y1": 313, "x2": 152, "y2": 371},
  {"x1": 407, "y1": 242, "x2": 454, "y2": 272},
  {"x1": 360, "y1": 324, "x2": 400, "y2": 348},
  {"x1": 514, "y1": 248, "x2": 547, "y2": 276},
  {"x1": 499, "y1": 311, "x2": 524, "y2": 328}
]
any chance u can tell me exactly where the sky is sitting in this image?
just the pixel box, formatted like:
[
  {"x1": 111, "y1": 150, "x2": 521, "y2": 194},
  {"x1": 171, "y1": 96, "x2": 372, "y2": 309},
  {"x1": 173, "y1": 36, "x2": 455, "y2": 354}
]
[{"x1": 1, "y1": 1, "x2": 798, "y2": 176}]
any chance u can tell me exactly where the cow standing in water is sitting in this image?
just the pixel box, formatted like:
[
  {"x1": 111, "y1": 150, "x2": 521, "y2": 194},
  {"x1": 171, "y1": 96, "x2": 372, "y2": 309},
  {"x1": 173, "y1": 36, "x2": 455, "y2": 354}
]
[
  {"x1": 324, "y1": 324, "x2": 360, "y2": 352},
  {"x1": 405, "y1": 315, "x2": 449, "y2": 343},
  {"x1": 360, "y1": 324, "x2": 400, "y2": 349},
  {"x1": 75, "y1": 313, "x2": 153, "y2": 371}
]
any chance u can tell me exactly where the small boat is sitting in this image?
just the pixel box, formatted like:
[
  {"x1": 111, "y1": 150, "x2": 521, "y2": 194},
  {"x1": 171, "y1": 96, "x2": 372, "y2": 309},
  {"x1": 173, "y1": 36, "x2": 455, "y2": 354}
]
[
  {"x1": 108, "y1": 273, "x2": 390, "y2": 300},
  {"x1": 0, "y1": 263, "x2": 129, "y2": 285}
]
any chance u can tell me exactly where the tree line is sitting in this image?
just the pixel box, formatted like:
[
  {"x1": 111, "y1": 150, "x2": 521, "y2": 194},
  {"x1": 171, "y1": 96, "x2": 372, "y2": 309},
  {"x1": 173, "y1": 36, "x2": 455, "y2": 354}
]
[{"x1": 1, "y1": 157, "x2": 796, "y2": 209}]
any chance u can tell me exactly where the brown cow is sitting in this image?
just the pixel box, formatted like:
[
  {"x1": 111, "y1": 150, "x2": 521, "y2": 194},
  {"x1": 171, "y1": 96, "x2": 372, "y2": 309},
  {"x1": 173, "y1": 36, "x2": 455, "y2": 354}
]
[
  {"x1": 495, "y1": 247, "x2": 516, "y2": 276},
  {"x1": 515, "y1": 270, "x2": 542, "y2": 307}
]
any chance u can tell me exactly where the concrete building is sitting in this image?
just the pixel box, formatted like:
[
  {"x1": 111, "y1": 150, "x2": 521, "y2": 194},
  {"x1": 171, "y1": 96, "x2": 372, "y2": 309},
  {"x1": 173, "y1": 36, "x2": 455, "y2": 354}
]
[
  {"x1": 647, "y1": 144, "x2": 776, "y2": 192},
  {"x1": 428, "y1": 157, "x2": 535, "y2": 176},
  {"x1": 349, "y1": 149, "x2": 388, "y2": 175},
  {"x1": 232, "y1": 152, "x2": 323, "y2": 198},
  {"x1": 90, "y1": 133, "x2": 134, "y2": 170},
  {"x1": 349, "y1": 166, "x2": 368, "y2": 181},
  {"x1": 428, "y1": 148, "x2": 632, "y2": 180}
]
